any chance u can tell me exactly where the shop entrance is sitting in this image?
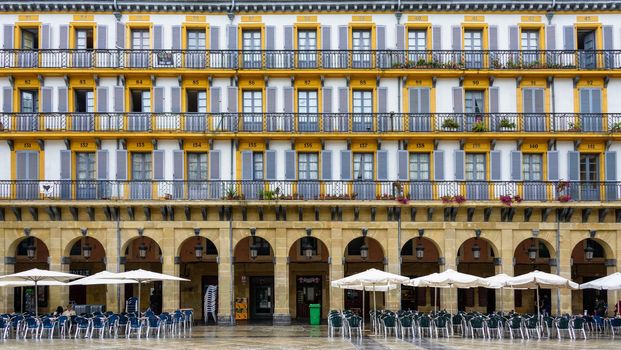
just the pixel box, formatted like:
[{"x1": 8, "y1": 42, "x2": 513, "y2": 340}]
[
  {"x1": 296, "y1": 276, "x2": 322, "y2": 319},
  {"x1": 249, "y1": 276, "x2": 274, "y2": 320}
]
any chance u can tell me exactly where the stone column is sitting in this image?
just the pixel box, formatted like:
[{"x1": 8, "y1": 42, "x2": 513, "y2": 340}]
[
  {"x1": 49, "y1": 256, "x2": 69, "y2": 314},
  {"x1": 329, "y1": 227, "x2": 344, "y2": 311},
  {"x1": 273, "y1": 227, "x2": 290, "y2": 325},
  {"x1": 385, "y1": 224, "x2": 401, "y2": 311},
  {"x1": 557, "y1": 227, "x2": 572, "y2": 315},
  {"x1": 217, "y1": 227, "x2": 234, "y2": 325},
  {"x1": 441, "y1": 227, "x2": 457, "y2": 312},
  {"x1": 0, "y1": 262, "x2": 15, "y2": 313},
  {"x1": 499, "y1": 228, "x2": 515, "y2": 313},
  {"x1": 105, "y1": 227, "x2": 121, "y2": 313},
  {"x1": 162, "y1": 228, "x2": 179, "y2": 312}
]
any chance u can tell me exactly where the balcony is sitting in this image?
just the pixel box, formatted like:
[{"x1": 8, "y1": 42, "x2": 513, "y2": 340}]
[
  {"x1": 0, "y1": 49, "x2": 620, "y2": 71},
  {"x1": 1, "y1": 112, "x2": 619, "y2": 134},
  {"x1": 2, "y1": 180, "x2": 618, "y2": 202}
]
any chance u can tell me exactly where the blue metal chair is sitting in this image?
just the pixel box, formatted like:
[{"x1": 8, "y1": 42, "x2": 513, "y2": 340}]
[
  {"x1": 555, "y1": 316, "x2": 573, "y2": 339},
  {"x1": 74, "y1": 316, "x2": 90, "y2": 338},
  {"x1": 346, "y1": 315, "x2": 363, "y2": 339},
  {"x1": 117, "y1": 314, "x2": 129, "y2": 336},
  {"x1": 126, "y1": 317, "x2": 142, "y2": 338},
  {"x1": 172, "y1": 311, "x2": 184, "y2": 335},
  {"x1": 90, "y1": 316, "x2": 106, "y2": 339},
  {"x1": 610, "y1": 318, "x2": 621, "y2": 336},
  {"x1": 106, "y1": 314, "x2": 119, "y2": 338},
  {"x1": 571, "y1": 317, "x2": 587, "y2": 340},
  {"x1": 183, "y1": 310, "x2": 193, "y2": 332},
  {"x1": 146, "y1": 316, "x2": 161, "y2": 338},
  {"x1": 10, "y1": 315, "x2": 23, "y2": 339},
  {"x1": 0, "y1": 317, "x2": 10, "y2": 339},
  {"x1": 39, "y1": 317, "x2": 55, "y2": 339},
  {"x1": 23, "y1": 317, "x2": 39, "y2": 339}
]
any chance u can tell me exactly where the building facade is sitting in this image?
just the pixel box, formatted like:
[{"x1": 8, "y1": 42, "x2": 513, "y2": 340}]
[{"x1": 0, "y1": 0, "x2": 620, "y2": 324}]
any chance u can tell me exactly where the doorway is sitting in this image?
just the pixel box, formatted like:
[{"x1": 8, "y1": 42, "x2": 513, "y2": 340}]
[
  {"x1": 295, "y1": 276, "x2": 322, "y2": 319},
  {"x1": 249, "y1": 276, "x2": 274, "y2": 320}
]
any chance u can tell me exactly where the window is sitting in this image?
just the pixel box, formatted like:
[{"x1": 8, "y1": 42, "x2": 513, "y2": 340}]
[
  {"x1": 522, "y1": 88, "x2": 545, "y2": 132},
  {"x1": 74, "y1": 90, "x2": 94, "y2": 113},
  {"x1": 465, "y1": 153, "x2": 486, "y2": 181},
  {"x1": 130, "y1": 90, "x2": 150, "y2": 112},
  {"x1": 21, "y1": 28, "x2": 38, "y2": 49},
  {"x1": 409, "y1": 153, "x2": 430, "y2": 181},
  {"x1": 408, "y1": 29, "x2": 427, "y2": 62},
  {"x1": 76, "y1": 152, "x2": 96, "y2": 181},
  {"x1": 578, "y1": 30, "x2": 597, "y2": 68},
  {"x1": 353, "y1": 153, "x2": 374, "y2": 180},
  {"x1": 186, "y1": 29, "x2": 206, "y2": 68},
  {"x1": 20, "y1": 90, "x2": 38, "y2": 113},
  {"x1": 579, "y1": 88, "x2": 602, "y2": 132},
  {"x1": 521, "y1": 30, "x2": 539, "y2": 51},
  {"x1": 17, "y1": 238, "x2": 36, "y2": 256},
  {"x1": 464, "y1": 90, "x2": 485, "y2": 114},
  {"x1": 347, "y1": 237, "x2": 366, "y2": 256},
  {"x1": 186, "y1": 90, "x2": 207, "y2": 113},
  {"x1": 297, "y1": 30, "x2": 317, "y2": 68},
  {"x1": 187, "y1": 152, "x2": 208, "y2": 181},
  {"x1": 464, "y1": 29, "x2": 483, "y2": 68},
  {"x1": 252, "y1": 152, "x2": 263, "y2": 180},
  {"x1": 297, "y1": 90, "x2": 318, "y2": 132},
  {"x1": 580, "y1": 154, "x2": 599, "y2": 182},
  {"x1": 242, "y1": 90, "x2": 262, "y2": 131},
  {"x1": 352, "y1": 29, "x2": 371, "y2": 67},
  {"x1": 131, "y1": 153, "x2": 152, "y2": 180},
  {"x1": 523, "y1": 154, "x2": 542, "y2": 181},
  {"x1": 352, "y1": 90, "x2": 373, "y2": 131},
  {"x1": 298, "y1": 153, "x2": 318, "y2": 180},
  {"x1": 187, "y1": 30, "x2": 206, "y2": 50},
  {"x1": 242, "y1": 30, "x2": 262, "y2": 68},
  {"x1": 252, "y1": 236, "x2": 271, "y2": 256},
  {"x1": 130, "y1": 29, "x2": 149, "y2": 67},
  {"x1": 75, "y1": 29, "x2": 93, "y2": 50}
]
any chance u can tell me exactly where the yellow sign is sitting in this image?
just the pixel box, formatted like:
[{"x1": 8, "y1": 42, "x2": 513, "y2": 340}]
[
  {"x1": 464, "y1": 15, "x2": 485, "y2": 22},
  {"x1": 128, "y1": 15, "x2": 150, "y2": 22},
  {"x1": 521, "y1": 142, "x2": 546, "y2": 152},
  {"x1": 408, "y1": 141, "x2": 433, "y2": 152},
  {"x1": 297, "y1": 16, "x2": 317, "y2": 22},
  {"x1": 463, "y1": 142, "x2": 491, "y2": 152},
  {"x1": 185, "y1": 15, "x2": 206, "y2": 22},
  {"x1": 521, "y1": 16, "x2": 542, "y2": 23},
  {"x1": 578, "y1": 142, "x2": 605, "y2": 152},
  {"x1": 73, "y1": 14, "x2": 94, "y2": 21},
  {"x1": 17, "y1": 15, "x2": 39, "y2": 21},
  {"x1": 577, "y1": 16, "x2": 599, "y2": 22},
  {"x1": 408, "y1": 15, "x2": 429, "y2": 22},
  {"x1": 241, "y1": 16, "x2": 262, "y2": 22},
  {"x1": 352, "y1": 15, "x2": 372, "y2": 22}
]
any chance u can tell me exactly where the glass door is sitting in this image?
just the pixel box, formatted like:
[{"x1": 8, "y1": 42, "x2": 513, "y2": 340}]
[
  {"x1": 185, "y1": 89, "x2": 207, "y2": 131},
  {"x1": 242, "y1": 90, "x2": 262, "y2": 131},
  {"x1": 353, "y1": 153, "x2": 375, "y2": 200},
  {"x1": 250, "y1": 277, "x2": 274, "y2": 320},
  {"x1": 186, "y1": 30, "x2": 206, "y2": 68},
  {"x1": 352, "y1": 90, "x2": 373, "y2": 132},
  {"x1": 298, "y1": 153, "x2": 319, "y2": 199},
  {"x1": 352, "y1": 30, "x2": 371, "y2": 68},
  {"x1": 73, "y1": 90, "x2": 94, "y2": 131},
  {"x1": 579, "y1": 154, "x2": 600, "y2": 200},
  {"x1": 465, "y1": 153, "x2": 488, "y2": 200},
  {"x1": 465, "y1": 90, "x2": 485, "y2": 130},
  {"x1": 523, "y1": 153, "x2": 545, "y2": 200},
  {"x1": 76, "y1": 152, "x2": 96, "y2": 199},
  {"x1": 130, "y1": 30, "x2": 150, "y2": 67},
  {"x1": 74, "y1": 29, "x2": 93, "y2": 67},
  {"x1": 129, "y1": 90, "x2": 151, "y2": 131},
  {"x1": 187, "y1": 152, "x2": 208, "y2": 199},
  {"x1": 19, "y1": 90, "x2": 38, "y2": 131},
  {"x1": 131, "y1": 152, "x2": 152, "y2": 199},
  {"x1": 464, "y1": 30, "x2": 483, "y2": 68},
  {"x1": 523, "y1": 88, "x2": 545, "y2": 132},
  {"x1": 297, "y1": 90, "x2": 318, "y2": 132},
  {"x1": 521, "y1": 30, "x2": 539, "y2": 65},
  {"x1": 297, "y1": 30, "x2": 317, "y2": 68},
  {"x1": 408, "y1": 30, "x2": 427, "y2": 64},
  {"x1": 242, "y1": 30, "x2": 262, "y2": 68},
  {"x1": 409, "y1": 153, "x2": 432, "y2": 200},
  {"x1": 579, "y1": 88, "x2": 602, "y2": 132}
]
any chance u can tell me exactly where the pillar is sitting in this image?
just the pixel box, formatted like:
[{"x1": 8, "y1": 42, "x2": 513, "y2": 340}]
[
  {"x1": 498, "y1": 229, "x2": 515, "y2": 313},
  {"x1": 217, "y1": 227, "x2": 234, "y2": 325},
  {"x1": 385, "y1": 224, "x2": 400, "y2": 310},
  {"x1": 105, "y1": 227, "x2": 121, "y2": 313},
  {"x1": 556, "y1": 227, "x2": 572, "y2": 315},
  {"x1": 329, "y1": 227, "x2": 344, "y2": 311},
  {"x1": 0, "y1": 262, "x2": 14, "y2": 313},
  {"x1": 441, "y1": 227, "x2": 457, "y2": 312},
  {"x1": 162, "y1": 228, "x2": 179, "y2": 312},
  {"x1": 273, "y1": 227, "x2": 290, "y2": 325},
  {"x1": 49, "y1": 256, "x2": 69, "y2": 314}
]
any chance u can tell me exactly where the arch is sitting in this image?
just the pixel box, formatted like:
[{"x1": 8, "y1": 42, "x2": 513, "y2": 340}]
[
  {"x1": 514, "y1": 237, "x2": 556, "y2": 258},
  {"x1": 400, "y1": 236, "x2": 441, "y2": 263},
  {"x1": 13, "y1": 236, "x2": 49, "y2": 265},
  {"x1": 178, "y1": 236, "x2": 218, "y2": 263},
  {"x1": 456, "y1": 237, "x2": 498, "y2": 263},
  {"x1": 234, "y1": 236, "x2": 274, "y2": 263},
  {"x1": 8, "y1": 234, "x2": 51, "y2": 259},
  {"x1": 123, "y1": 236, "x2": 162, "y2": 263},
  {"x1": 64, "y1": 236, "x2": 106, "y2": 261},
  {"x1": 343, "y1": 236, "x2": 384, "y2": 263},
  {"x1": 514, "y1": 237, "x2": 556, "y2": 264},
  {"x1": 571, "y1": 238, "x2": 613, "y2": 262},
  {"x1": 288, "y1": 236, "x2": 329, "y2": 262}
]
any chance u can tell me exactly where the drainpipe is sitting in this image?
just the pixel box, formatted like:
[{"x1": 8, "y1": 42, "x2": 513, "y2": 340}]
[
  {"x1": 116, "y1": 139, "x2": 121, "y2": 313},
  {"x1": 229, "y1": 139, "x2": 235, "y2": 325},
  {"x1": 556, "y1": 209, "x2": 562, "y2": 316}
]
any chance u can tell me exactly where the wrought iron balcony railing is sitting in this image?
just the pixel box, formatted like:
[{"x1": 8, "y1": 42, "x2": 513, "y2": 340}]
[
  {"x1": 0, "y1": 49, "x2": 619, "y2": 70},
  {"x1": 0, "y1": 112, "x2": 619, "y2": 134},
  {"x1": 2, "y1": 180, "x2": 618, "y2": 202}
]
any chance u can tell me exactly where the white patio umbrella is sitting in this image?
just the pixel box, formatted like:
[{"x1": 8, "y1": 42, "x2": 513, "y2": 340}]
[
  {"x1": 0, "y1": 268, "x2": 82, "y2": 316},
  {"x1": 67, "y1": 271, "x2": 139, "y2": 286},
  {"x1": 505, "y1": 270, "x2": 578, "y2": 320},
  {"x1": 580, "y1": 272, "x2": 621, "y2": 315},
  {"x1": 331, "y1": 268, "x2": 409, "y2": 333},
  {"x1": 106, "y1": 269, "x2": 189, "y2": 313},
  {"x1": 404, "y1": 269, "x2": 490, "y2": 313},
  {"x1": 483, "y1": 273, "x2": 516, "y2": 314}
]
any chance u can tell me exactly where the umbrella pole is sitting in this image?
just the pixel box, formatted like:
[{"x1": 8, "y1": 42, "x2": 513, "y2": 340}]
[
  {"x1": 34, "y1": 281, "x2": 38, "y2": 317},
  {"x1": 373, "y1": 284, "x2": 377, "y2": 335},
  {"x1": 536, "y1": 285, "x2": 540, "y2": 322},
  {"x1": 501, "y1": 287, "x2": 504, "y2": 315},
  {"x1": 362, "y1": 287, "x2": 365, "y2": 333},
  {"x1": 138, "y1": 282, "x2": 141, "y2": 315},
  {"x1": 434, "y1": 287, "x2": 437, "y2": 313}
]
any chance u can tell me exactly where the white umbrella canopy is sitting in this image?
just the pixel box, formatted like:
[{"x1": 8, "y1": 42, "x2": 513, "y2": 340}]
[
  {"x1": 484, "y1": 273, "x2": 514, "y2": 289},
  {"x1": 331, "y1": 268, "x2": 410, "y2": 288},
  {"x1": 0, "y1": 268, "x2": 83, "y2": 316},
  {"x1": 67, "y1": 271, "x2": 139, "y2": 286},
  {"x1": 505, "y1": 270, "x2": 578, "y2": 289},
  {"x1": 580, "y1": 272, "x2": 621, "y2": 290},
  {"x1": 406, "y1": 269, "x2": 490, "y2": 288},
  {"x1": 0, "y1": 280, "x2": 67, "y2": 287},
  {"x1": 111, "y1": 269, "x2": 189, "y2": 314}
]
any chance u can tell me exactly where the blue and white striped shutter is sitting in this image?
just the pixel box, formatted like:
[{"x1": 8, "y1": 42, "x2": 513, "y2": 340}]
[
  {"x1": 454, "y1": 150, "x2": 465, "y2": 181},
  {"x1": 377, "y1": 87, "x2": 387, "y2": 113},
  {"x1": 508, "y1": 26, "x2": 519, "y2": 50},
  {"x1": 2, "y1": 25, "x2": 13, "y2": 49},
  {"x1": 114, "y1": 86, "x2": 124, "y2": 112},
  {"x1": 172, "y1": 26, "x2": 181, "y2": 50},
  {"x1": 153, "y1": 25, "x2": 163, "y2": 50},
  {"x1": 563, "y1": 26, "x2": 575, "y2": 50},
  {"x1": 41, "y1": 24, "x2": 50, "y2": 49},
  {"x1": 209, "y1": 150, "x2": 221, "y2": 179},
  {"x1": 59, "y1": 25, "x2": 69, "y2": 49},
  {"x1": 171, "y1": 87, "x2": 181, "y2": 113},
  {"x1": 266, "y1": 87, "x2": 277, "y2": 113},
  {"x1": 340, "y1": 150, "x2": 352, "y2": 180},
  {"x1": 605, "y1": 151, "x2": 617, "y2": 200},
  {"x1": 2, "y1": 87, "x2": 13, "y2": 112},
  {"x1": 153, "y1": 150, "x2": 165, "y2": 180},
  {"x1": 377, "y1": 150, "x2": 388, "y2": 181},
  {"x1": 451, "y1": 26, "x2": 461, "y2": 50},
  {"x1": 116, "y1": 150, "x2": 127, "y2": 180},
  {"x1": 210, "y1": 27, "x2": 220, "y2": 50},
  {"x1": 432, "y1": 26, "x2": 441, "y2": 50},
  {"x1": 97, "y1": 25, "x2": 107, "y2": 50},
  {"x1": 153, "y1": 87, "x2": 164, "y2": 113},
  {"x1": 490, "y1": 150, "x2": 502, "y2": 181},
  {"x1": 60, "y1": 150, "x2": 71, "y2": 180},
  {"x1": 546, "y1": 26, "x2": 556, "y2": 50},
  {"x1": 489, "y1": 87, "x2": 499, "y2": 114},
  {"x1": 227, "y1": 86, "x2": 237, "y2": 113},
  {"x1": 321, "y1": 150, "x2": 332, "y2": 180},
  {"x1": 322, "y1": 87, "x2": 332, "y2": 113},
  {"x1": 265, "y1": 150, "x2": 277, "y2": 180},
  {"x1": 452, "y1": 87, "x2": 463, "y2": 113},
  {"x1": 338, "y1": 87, "x2": 349, "y2": 113},
  {"x1": 115, "y1": 22, "x2": 125, "y2": 49},
  {"x1": 398, "y1": 150, "x2": 409, "y2": 181},
  {"x1": 227, "y1": 25, "x2": 237, "y2": 50},
  {"x1": 97, "y1": 150, "x2": 108, "y2": 180},
  {"x1": 283, "y1": 87, "x2": 293, "y2": 114},
  {"x1": 489, "y1": 26, "x2": 498, "y2": 50},
  {"x1": 567, "y1": 151, "x2": 580, "y2": 181},
  {"x1": 241, "y1": 151, "x2": 253, "y2": 180},
  {"x1": 210, "y1": 87, "x2": 221, "y2": 113},
  {"x1": 396, "y1": 25, "x2": 405, "y2": 50},
  {"x1": 41, "y1": 87, "x2": 53, "y2": 113},
  {"x1": 57, "y1": 87, "x2": 68, "y2": 113},
  {"x1": 284, "y1": 150, "x2": 296, "y2": 180},
  {"x1": 547, "y1": 151, "x2": 559, "y2": 181},
  {"x1": 376, "y1": 25, "x2": 386, "y2": 50},
  {"x1": 510, "y1": 151, "x2": 522, "y2": 181},
  {"x1": 434, "y1": 150, "x2": 445, "y2": 180},
  {"x1": 173, "y1": 150, "x2": 184, "y2": 180}
]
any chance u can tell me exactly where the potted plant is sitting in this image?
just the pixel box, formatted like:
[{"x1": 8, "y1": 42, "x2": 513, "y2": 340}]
[
  {"x1": 499, "y1": 118, "x2": 516, "y2": 131},
  {"x1": 500, "y1": 194, "x2": 523, "y2": 207},
  {"x1": 567, "y1": 122, "x2": 581, "y2": 132},
  {"x1": 442, "y1": 118, "x2": 460, "y2": 131},
  {"x1": 610, "y1": 122, "x2": 621, "y2": 133},
  {"x1": 558, "y1": 194, "x2": 572, "y2": 203},
  {"x1": 472, "y1": 121, "x2": 488, "y2": 132}
]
